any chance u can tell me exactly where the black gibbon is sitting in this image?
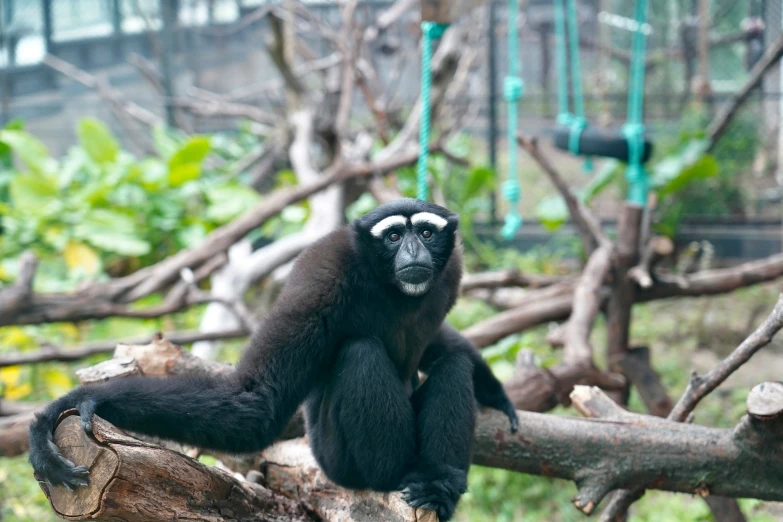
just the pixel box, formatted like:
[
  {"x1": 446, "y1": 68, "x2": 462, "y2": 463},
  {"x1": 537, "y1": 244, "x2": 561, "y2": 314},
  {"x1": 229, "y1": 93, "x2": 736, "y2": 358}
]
[{"x1": 29, "y1": 198, "x2": 518, "y2": 520}]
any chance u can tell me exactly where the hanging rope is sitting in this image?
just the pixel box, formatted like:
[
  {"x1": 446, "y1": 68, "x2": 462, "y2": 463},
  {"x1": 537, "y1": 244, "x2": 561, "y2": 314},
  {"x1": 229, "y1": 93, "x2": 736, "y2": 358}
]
[
  {"x1": 623, "y1": 0, "x2": 649, "y2": 206},
  {"x1": 417, "y1": 21, "x2": 449, "y2": 201},
  {"x1": 501, "y1": 0, "x2": 523, "y2": 239},
  {"x1": 553, "y1": 0, "x2": 592, "y2": 172}
]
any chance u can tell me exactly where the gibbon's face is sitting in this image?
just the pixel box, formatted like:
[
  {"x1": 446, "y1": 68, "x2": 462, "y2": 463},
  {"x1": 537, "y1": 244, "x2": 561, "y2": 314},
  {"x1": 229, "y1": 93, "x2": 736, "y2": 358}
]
[{"x1": 355, "y1": 199, "x2": 459, "y2": 296}]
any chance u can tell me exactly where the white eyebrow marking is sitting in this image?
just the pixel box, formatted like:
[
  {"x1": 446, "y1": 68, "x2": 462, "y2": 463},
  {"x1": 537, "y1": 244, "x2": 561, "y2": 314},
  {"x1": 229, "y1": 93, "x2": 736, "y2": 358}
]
[
  {"x1": 370, "y1": 215, "x2": 408, "y2": 237},
  {"x1": 410, "y1": 212, "x2": 448, "y2": 231}
]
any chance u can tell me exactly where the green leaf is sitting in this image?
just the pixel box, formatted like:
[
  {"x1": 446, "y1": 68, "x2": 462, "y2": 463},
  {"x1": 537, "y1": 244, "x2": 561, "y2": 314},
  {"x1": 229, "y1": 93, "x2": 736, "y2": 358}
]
[
  {"x1": 73, "y1": 209, "x2": 150, "y2": 256},
  {"x1": 0, "y1": 130, "x2": 51, "y2": 174},
  {"x1": 152, "y1": 125, "x2": 183, "y2": 159},
  {"x1": 535, "y1": 196, "x2": 569, "y2": 231},
  {"x1": 168, "y1": 136, "x2": 211, "y2": 186},
  {"x1": 9, "y1": 174, "x2": 58, "y2": 214},
  {"x1": 206, "y1": 184, "x2": 261, "y2": 222},
  {"x1": 462, "y1": 166, "x2": 495, "y2": 204},
  {"x1": 651, "y1": 140, "x2": 717, "y2": 196},
  {"x1": 77, "y1": 118, "x2": 119, "y2": 165},
  {"x1": 0, "y1": 120, "x2": 25, "y2": 169},
  {"x1": 169, "y1": 163, "x2": 201, "y2": 186},
  {"x1": 176, "y1": 222, "x2": 208, "y2": 248},
  {"x1": 582, "y1": 160, "x2": 620, "y2": 203}
]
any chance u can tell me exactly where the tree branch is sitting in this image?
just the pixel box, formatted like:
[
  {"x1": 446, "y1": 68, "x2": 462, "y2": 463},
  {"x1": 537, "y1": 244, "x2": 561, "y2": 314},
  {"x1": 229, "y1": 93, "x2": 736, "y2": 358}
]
[
  {"x1": 707, "y1": 31, "x2": 783, "y2": 149},
  {"x1": 516, "y1": 134, "x2": 605, "y2": 254},
  {"x1": 464, "y1": 253, "x2": 783, "y2": 347},
  {"x1": 599, "y1": 295, "x2": 783, "y2": 521},
  {"x1": 0, "y1": 329, "x2": 249, "y2": 368},
  {"x1": 460, "y1": 270, "x2": 565, "y2": 293}
]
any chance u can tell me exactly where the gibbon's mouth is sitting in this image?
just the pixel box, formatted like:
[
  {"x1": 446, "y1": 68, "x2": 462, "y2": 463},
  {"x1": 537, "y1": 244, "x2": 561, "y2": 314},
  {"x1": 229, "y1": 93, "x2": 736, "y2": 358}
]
[
  {"x1": 396, "y1": 265, "x2": 433, "y2": 285},
  {"x1": 398, "y1": 279, "x2": 432, "y2": 296}
]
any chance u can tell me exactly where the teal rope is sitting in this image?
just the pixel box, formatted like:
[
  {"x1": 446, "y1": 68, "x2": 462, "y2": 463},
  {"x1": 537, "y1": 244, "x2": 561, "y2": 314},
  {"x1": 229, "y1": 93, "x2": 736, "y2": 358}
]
[
  {"x1": 502, "y1": 0, "x2": 523, "y2": 239},
  {"x1": 417, "y1": 22, "x2": 448, "y2": 201},
  {"x1": 553, "y1": 0, "x2": 569, "y2": 122},
  {"x1": 566, "y1": 0, "x2": 584, "y2": 121},
  {"x1": 624, "y1": 0, "x2": 649, "y2": 205},
  {"x1": 554, "y1": 0, "x2": 592, "y2": 172}
]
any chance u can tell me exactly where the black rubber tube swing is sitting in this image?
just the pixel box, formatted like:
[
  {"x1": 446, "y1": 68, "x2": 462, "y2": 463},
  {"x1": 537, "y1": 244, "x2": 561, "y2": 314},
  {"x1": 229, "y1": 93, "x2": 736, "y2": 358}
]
[{"x1": 552, "y1": 0, "x2": 653, "y2": 167}]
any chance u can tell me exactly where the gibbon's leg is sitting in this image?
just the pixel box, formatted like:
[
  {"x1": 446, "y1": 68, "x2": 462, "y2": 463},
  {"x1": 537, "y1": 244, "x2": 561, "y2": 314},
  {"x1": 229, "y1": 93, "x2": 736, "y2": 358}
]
[
  {"x1": 423, "y1": 324, "x2": 518, "y2": 432},
  {"x1": 401, "y1": 350, "x2": 476, "y2": 521},
  {"x1": 305, "y1": 337, "x2": 416, "y2": 491}
]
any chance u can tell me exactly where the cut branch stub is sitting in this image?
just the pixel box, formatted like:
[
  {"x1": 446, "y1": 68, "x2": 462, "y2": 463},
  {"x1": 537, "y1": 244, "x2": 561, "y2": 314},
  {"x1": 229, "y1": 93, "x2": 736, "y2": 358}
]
[
  {"x1": 747, "y1": 381, "x2": 783, "y2": 420},
  {"x1": 46, "y1": 415, "x2": 118, "y2": 519}
]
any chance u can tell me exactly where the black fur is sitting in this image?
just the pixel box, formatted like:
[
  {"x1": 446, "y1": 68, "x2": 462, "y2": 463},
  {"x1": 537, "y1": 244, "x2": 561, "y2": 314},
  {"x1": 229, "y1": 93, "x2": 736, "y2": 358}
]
[{"x1": 28, "y1": 198, "x2": 518, "y2": 520}]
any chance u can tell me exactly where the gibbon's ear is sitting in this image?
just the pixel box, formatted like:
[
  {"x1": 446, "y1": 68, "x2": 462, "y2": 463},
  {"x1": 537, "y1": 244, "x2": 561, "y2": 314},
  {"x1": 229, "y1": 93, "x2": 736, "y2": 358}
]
[{"x1": 445, "y1": 210, "x2": 459, "y2": 232}]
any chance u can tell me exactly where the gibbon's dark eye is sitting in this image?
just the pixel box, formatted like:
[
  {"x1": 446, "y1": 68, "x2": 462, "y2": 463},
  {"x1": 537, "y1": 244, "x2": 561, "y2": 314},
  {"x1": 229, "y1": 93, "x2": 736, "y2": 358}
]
[
  {"x1": 421, "y1": 229, "x2": 432, "y2": 239},
  {"x1": 388, "y1": 232, "x2": 401, "y2": 242}
]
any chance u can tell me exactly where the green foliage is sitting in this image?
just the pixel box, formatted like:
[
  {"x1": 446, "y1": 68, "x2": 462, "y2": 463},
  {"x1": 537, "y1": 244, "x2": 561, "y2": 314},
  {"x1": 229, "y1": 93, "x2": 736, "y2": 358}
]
[
  {"x1": 535, "y1": 159, "x2": 622, "y2": 231},
  {"x1": 0, "y1": 120, "x2": 263, "y2": 291},
  {"x1": 652, "y1": 108, "x2": 751, "y2": 229},
  {"x1": 78, "y1": 119, "x2": 119, "y2": 165},
  {"x1": 650, "y1": 140, "x2": 718, "y2": 197}
]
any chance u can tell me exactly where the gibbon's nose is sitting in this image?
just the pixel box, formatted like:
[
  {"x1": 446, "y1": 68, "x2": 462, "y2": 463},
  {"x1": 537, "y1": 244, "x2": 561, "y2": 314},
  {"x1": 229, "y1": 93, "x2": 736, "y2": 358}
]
[{"x1": 395, "y1": 236, "x2": 433, "y2": 283}]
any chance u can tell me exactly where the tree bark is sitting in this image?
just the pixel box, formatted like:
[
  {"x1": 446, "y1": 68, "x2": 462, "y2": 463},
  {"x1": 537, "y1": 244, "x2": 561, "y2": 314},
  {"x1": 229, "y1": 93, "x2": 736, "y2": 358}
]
[
  {"x1": 605, "y1": 204, "x2": 643, "y2": 404},
  {"x1": 41, "y1": 413, "x2": 435, "y2": 522},
  {"x1": 473, "y1": 385, "x2": 783, "y2": 516}
]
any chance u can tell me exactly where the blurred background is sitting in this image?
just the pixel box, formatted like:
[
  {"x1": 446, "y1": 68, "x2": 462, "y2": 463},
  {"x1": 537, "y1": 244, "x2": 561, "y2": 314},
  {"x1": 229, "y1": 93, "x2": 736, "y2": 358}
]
[{"x1": 0, "y1": 0, "x2": 782, "y2": 521}]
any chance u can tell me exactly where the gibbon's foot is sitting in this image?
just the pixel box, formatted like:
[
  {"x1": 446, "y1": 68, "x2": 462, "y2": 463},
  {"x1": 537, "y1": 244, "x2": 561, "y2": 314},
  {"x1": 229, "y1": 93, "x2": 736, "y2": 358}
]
[
  {"x1": 31, "y1": 440, "x2": 90, "y2": 490},
  {"x1": 29, "y1": 399, "x2": 97, "y2": 489},
  {"x1": 400, "y1": 463, "x2": 467, "y2": 521}
]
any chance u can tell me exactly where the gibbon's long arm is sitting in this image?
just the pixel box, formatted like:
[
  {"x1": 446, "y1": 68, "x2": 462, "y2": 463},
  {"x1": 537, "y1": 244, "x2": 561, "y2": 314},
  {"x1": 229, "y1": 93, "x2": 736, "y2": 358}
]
[
  {"x1": 420, "y1": 324, "x2": 519, "y2": 432},
  {"x1": 28, "y1": 280, "x2": 335, "y2": 488}
]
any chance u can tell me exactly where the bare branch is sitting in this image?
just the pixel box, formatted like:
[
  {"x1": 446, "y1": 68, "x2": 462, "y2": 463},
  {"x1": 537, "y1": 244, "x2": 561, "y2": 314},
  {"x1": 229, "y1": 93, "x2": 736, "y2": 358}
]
[
  {"x1": 43, "y1": 54, "x2": 161, "y2": 128},
  {"x1": 600, "y1": 295, "x2": 783, "y2": 520},
  {"x1": 0, "y1": 329, "x2": 248, "y2": 368},
  {"x1": 516, "y1": 134, "x2": 605, "y2": 253},
  {"x1": 0, "y1": 251, "x2": 37, "y2": 317},
  {"x1": 707, "y1": 31, "x2": 783, "y2": 149},
  {"x1": 460, "y1": 270, "x2": 565, "y2": 293},
  {"x1": 464, "y1": 253, "x2": 783, "y2": 347}
]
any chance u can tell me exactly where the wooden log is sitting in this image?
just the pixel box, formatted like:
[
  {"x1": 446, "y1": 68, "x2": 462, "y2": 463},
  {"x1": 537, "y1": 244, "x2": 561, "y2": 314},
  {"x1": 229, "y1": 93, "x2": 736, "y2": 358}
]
[
  {"x1": 41, "y1": 413, "x2": 315, "y2": 522},
  {"x1": 42, "y1": 413, "x2": 435, "y2": 522}
]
